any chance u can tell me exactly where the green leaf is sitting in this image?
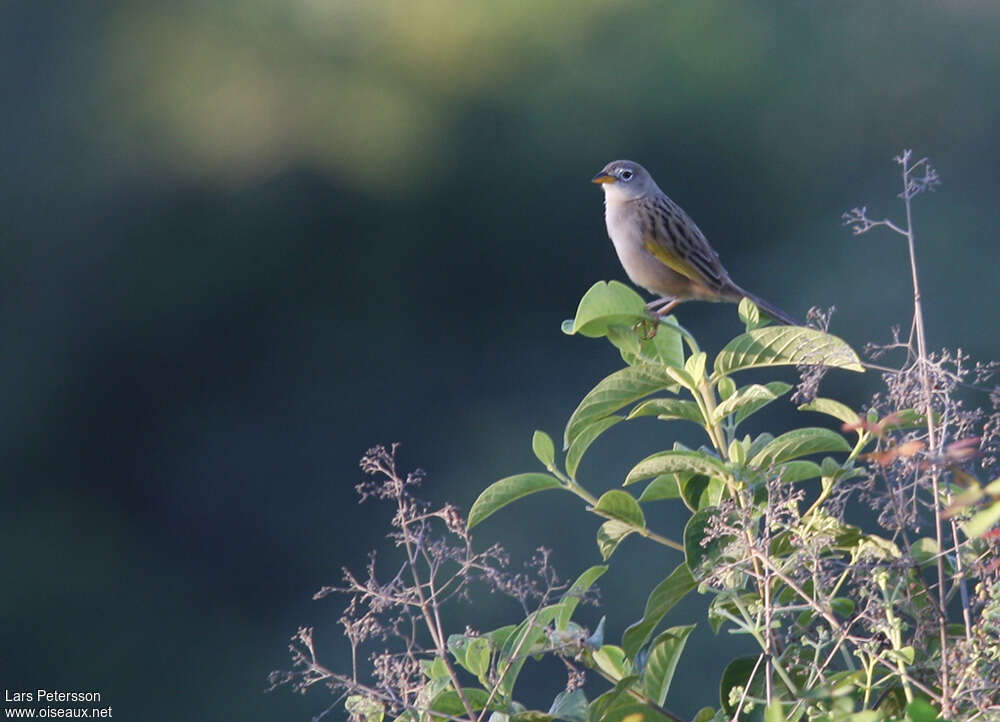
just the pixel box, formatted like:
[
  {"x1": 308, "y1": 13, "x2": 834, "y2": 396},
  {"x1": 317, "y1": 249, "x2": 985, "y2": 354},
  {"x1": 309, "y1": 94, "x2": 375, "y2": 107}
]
[
  {"x1": 447, "y1": 634, "x2": 491, "y2": 679},
  {"x1": 532, "y1": 431, "x2": 556, "y2": 467},
  {"x1": 728, "y1": 438, "x2": 745, "y2": 465},
  {"x1": 685, "y1": 508, "x2": 731, "y2": 576},
  {"x1": 692, "y1": 708, "x2": 718, "y2": 722},
  {"x1": 884, "y1": 409, "x2": 929, "y2": 430},
  {"x1": 498, "y1": 605, "x2": 563, "y2": 696},
  {"x1": 564, "y1": 365, "x2": 680, "y2": 449},
  {"x1": 747, "y1": 432, "x2": 775, "y2": 460},
  {"x1": 910, "y1": 537, "x2": 938, "y2": 567},
  {"x1": 346, "y1": 696, "x2": 384, "y2": 722},
  {"x1": 594, "y1": 490, "x2": 645, "y2": 528},
  {"x1": 595, "y1": 703, "x2": 673, "y2": 722},
  {"x1": 622, "y1": 564, "x2": 698, "y2": 656},
  {"x1": 485, "y1": 625, "x2": 517, "y2": 648},
  {"x1": 831, "y1": 598, "x2": 855, "y2": 618},
  {"x1": 826, "y1": 669, "x2": 865, "y2": 697},
  {"x1": 776, "y1": 460, "x2": 823, "y2": 484},
  {"x1": 845, "y1": 713, "x2": 879, "y2": 722},
  {"x1": 947, "y1": 477, "x2": 985, "y2": 517},
  {"x1": 718, "y1": 376, "x2": 737, "y2": 400},
  {"x1": 468, "y1": 473, "x2": 563, "y2": 528},
  {"x1": 547, "y1": 690, "x2": 587, "y2": 722},
  {"x1": 606, "y1": 324, "x2": 643, "y2": 362},
  {"x1": 562, "y1": 281, "x2": 647, "y2": 337},
  {"x1": 713, "y1": 326, "x2": 864, "y2": 378},
  {"x1": 965, "y1": 500, "x2": 1000, "y2": 537},
  {"x1": 588, "y1": 676, "x2": 641, "y2": 722},
  {"x1": 905, "y1": 699, "x2": 940, "y2": 722},
  {"x1": 833, "y1": 524, "x2": 863, "y2": 551},
  {"x1": 874, "y1": 687, "x2": 908, "y2": 719},
  {"x1": 738, "y1": 297, "x2": 763, "y2": 330},
  {"x1": 642, "y1": 624, "x2": 696, "y2": 706},
  {"x1": 628, "y1": 398, "x2": 705, "y2": 425},
  {"x1": 764, "y1": 701, "x2": 787, "y2": 722},
  {"x1": 713, "y1": 382, "x2": 792, "y2": 425},
  {"x1": 985, "y1": 475, "x2": 1000, "y2": 496},
  {"x1": 738, "y1": 384, "x2": 793, "y2": 422},
  {"x1": 798, "y1": 397, "x2": 861, "y2": 427},
  {"x1": 597, "y1": 520, "x2": 634, "y2": 560},
  {"x1": 719, "y1": 657, "x2": 762, "y2": 717},
  {"x1": 429, "y1": 687, "x2": 492, "y2": 715},
  {"x1": 684, "y1": 351, "x2": 707, "y2": 380},
  {"x1": 625, "y1": 450, "x2": 728, "y2": 486},
  {"x1": 510, "y1": 713, "x2": 553, "y2": 722},
  {"x1": 890, "y1": 647, "x2": 918, "y2": 669},
  {"x1": 821, "y1": 456, "x2": 845, "y2": 477},
  {"x1": 637, "y1": 474, "x2": 683, "y2": 502},
  {"x1": 650, "y1": 319, "x2": 686, "y2": 368},
  {"x1": 749, "y1": 428, "x2": 850, "y2": 467},
  {"x1": 500, "y1": 605, "x2": 562, "y2": 658},
  {"x1": 566, "y1": 416, "x2": 623, "y2": 479},
  {"x1": 591, "y1": 644, "x2": 630, "y2": 679},
  {"x1": 608, "y1": 321, "x2": 687, "y2": 369},
  {"x1": 420, "y1": 656, "x2": 450, "y2": 679},
  {"x1": 856, "y1": 533, "x2": 902, "y2": 560},
  {"x1": 769, "y1": 530, "x2": 795, "y2": 559},
  {"x1": 664, "y1": 365, "x2": 699, "y2": 390},
  {"x1": 557, "y1": 565, "x2": 608, "y2": 629},
  {"x1": 679, "y1": 474, "x2": 725, "y2": 511}
]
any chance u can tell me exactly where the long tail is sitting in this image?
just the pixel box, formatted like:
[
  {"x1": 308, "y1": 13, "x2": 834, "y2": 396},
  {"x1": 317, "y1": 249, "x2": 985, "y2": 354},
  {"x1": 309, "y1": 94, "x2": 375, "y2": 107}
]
[{"x1": 734, "y1": 287, "x2": 801, "y2": 326}]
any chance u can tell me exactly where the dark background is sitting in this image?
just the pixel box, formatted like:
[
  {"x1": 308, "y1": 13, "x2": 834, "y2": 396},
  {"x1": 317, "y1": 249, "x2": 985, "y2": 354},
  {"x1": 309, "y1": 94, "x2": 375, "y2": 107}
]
[{"x1": 2, "y1": 2, "x2": 999, "y2": 720}]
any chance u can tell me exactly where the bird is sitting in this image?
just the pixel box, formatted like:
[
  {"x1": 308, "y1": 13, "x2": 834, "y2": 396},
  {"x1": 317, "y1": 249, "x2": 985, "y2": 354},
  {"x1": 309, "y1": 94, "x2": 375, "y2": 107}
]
[{"x1": 591, "y1": 160, "x2": 799, "y2": 326}]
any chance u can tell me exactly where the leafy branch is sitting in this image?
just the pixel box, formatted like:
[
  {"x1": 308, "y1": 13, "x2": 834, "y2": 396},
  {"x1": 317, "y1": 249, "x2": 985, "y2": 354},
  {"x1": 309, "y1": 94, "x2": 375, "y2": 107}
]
[{"x1": 275, "y1": 153, "x2": 1000, "y2": 722}]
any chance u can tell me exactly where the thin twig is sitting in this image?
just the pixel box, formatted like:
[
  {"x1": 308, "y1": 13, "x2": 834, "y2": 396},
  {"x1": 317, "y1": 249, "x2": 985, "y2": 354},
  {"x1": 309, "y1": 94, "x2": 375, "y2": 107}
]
[{"x1": 898, "y1": 151, "x2": 951, "y2": 717}]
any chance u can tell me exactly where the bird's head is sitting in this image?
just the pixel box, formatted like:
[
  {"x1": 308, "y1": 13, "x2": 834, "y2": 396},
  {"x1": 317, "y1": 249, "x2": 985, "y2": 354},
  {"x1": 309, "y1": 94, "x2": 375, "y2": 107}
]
[{"x1": 591, "y1": 160, "x2": 658, "y2": 201}]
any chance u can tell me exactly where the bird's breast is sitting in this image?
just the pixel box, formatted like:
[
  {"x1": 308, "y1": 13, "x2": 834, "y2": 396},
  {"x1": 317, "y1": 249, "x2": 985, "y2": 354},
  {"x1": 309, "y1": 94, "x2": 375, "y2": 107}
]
[{"x1": 604, "y1": 199, "x2": 687, "y2": 296}]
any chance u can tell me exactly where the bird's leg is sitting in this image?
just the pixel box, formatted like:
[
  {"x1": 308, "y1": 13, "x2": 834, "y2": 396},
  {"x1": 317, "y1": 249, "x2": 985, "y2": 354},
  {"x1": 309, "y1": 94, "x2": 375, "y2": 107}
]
[
  {"x1": 646, "y1": 296, "x2": 674, "y2": 312},
  {"x1": 651, "y1": 299, "x2": 681, "y2": 317}
]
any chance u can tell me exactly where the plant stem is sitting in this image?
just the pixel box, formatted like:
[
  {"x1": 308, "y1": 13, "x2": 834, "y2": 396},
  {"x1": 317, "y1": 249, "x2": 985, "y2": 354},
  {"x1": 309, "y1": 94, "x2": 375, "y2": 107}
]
[
  {"x1": 729, "y1": 595, "x2": 799, "y2": 696},
  {"x1": 563, "y1": 476, "x2": 686, "y2": 551},
  {"x1": 696, "y1": 377, "x2": 727, "y2": 455},
  {"x1": 399, "y1": 502, "x2": 478, "y2": 721},
  {"x1": 901, "y1": 154, "x2": 951, "y2": 717}
]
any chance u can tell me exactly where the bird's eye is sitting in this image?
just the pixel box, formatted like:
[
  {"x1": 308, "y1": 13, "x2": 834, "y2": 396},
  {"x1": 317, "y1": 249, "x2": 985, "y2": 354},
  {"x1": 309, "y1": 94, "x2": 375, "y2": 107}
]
[{"x1": 620, "y1": 169, "x2": 633, "y2": 181}]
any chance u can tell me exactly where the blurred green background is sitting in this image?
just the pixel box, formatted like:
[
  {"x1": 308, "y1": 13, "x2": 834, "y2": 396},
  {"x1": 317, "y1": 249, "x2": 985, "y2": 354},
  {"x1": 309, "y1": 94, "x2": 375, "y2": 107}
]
[{"x1": 3, "y1": 1, "x2": 999, "y2": 719}]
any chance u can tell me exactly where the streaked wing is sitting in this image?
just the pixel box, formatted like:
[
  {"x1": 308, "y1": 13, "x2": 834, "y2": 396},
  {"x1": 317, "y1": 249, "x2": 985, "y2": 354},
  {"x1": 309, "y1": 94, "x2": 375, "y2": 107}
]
[{"x1": 640, "y1": 194, "x2": 731, "y2": 291}]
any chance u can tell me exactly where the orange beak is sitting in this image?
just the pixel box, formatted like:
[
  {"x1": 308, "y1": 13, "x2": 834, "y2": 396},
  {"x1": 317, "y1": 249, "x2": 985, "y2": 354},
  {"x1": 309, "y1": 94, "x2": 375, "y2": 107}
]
[{"x1": 591, "y1": 172, "x2": 615, "y2": 184}]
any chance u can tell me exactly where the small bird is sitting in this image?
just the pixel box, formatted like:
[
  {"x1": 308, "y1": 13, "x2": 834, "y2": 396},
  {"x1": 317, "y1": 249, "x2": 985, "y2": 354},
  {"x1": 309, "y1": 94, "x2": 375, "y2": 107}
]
[{"x1": 592, "y1": 160, "x2": 799, "y2": 325}]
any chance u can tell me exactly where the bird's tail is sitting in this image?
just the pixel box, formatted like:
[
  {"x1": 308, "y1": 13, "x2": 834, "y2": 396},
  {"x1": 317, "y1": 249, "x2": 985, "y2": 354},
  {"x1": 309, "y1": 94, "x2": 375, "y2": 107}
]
[{"x1": 732, "y1": 286, "x2": 801, "y2": 326}]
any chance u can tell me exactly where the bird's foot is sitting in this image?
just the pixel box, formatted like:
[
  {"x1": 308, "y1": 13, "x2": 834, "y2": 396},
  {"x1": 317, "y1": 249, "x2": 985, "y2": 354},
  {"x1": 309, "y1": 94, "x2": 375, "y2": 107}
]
[{"x1": 632, "y1": 318, "x2": 659, "y2": 340}]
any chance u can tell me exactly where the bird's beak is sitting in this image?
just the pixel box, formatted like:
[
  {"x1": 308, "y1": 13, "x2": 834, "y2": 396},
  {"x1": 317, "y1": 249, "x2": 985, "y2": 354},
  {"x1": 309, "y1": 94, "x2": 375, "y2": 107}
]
[{"x1": 591, "y1": 172, "x2": 615, "y2": 184}]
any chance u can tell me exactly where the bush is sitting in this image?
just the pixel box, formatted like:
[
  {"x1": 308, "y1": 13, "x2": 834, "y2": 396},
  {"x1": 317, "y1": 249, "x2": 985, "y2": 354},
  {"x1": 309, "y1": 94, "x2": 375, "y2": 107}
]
[{"x1": 272, "y1": 152, "x2": 1000, "y2": 722}]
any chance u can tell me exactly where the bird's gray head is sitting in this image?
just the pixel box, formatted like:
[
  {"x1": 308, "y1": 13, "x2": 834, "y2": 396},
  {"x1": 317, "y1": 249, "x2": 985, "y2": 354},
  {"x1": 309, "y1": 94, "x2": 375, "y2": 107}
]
[{"x1": 591, "y1": 160, "x2": 659, "y2": 202}]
